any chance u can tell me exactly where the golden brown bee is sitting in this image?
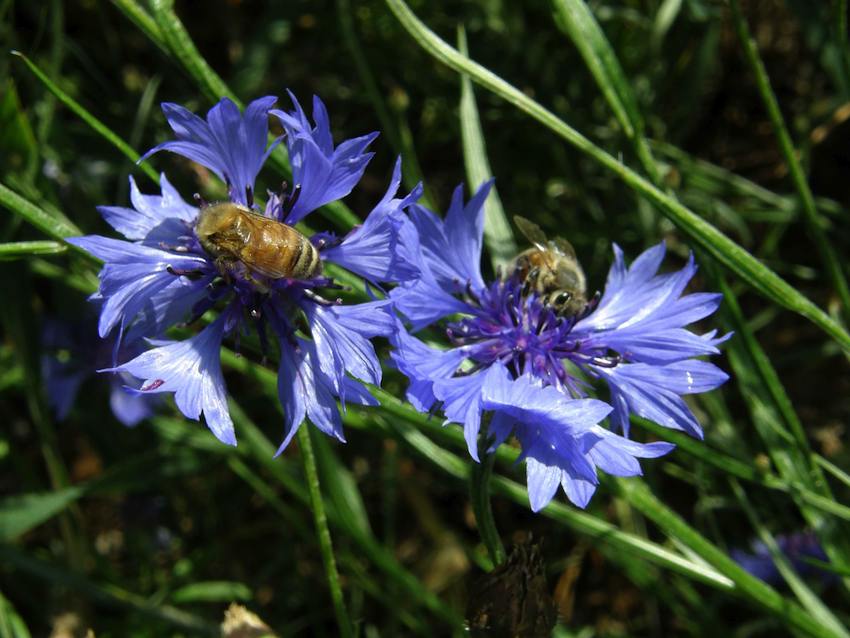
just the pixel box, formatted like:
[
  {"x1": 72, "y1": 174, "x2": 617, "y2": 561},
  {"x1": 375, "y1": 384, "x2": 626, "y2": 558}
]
[
  {"x1": 509, "y1": 215, "x2": 587, "y2": 317},
  {"x1": 195, "y1": 202, "x2": 322, "y2": 282}
]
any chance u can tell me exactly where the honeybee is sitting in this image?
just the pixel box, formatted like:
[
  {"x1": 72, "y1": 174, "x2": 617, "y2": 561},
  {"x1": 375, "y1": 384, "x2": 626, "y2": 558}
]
[
  {"x1": 509, "y1": 215, "x2": 587, "y2": 317},
  {"x1": 195, "y1": 202, "x2": 322, "y2": 282}
]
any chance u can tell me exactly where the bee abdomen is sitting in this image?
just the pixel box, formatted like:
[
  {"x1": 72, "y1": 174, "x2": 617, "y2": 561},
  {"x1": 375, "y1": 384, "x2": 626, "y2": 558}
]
[{"x1": 287, "y1": 233, "x2": 322, "y2": 279}]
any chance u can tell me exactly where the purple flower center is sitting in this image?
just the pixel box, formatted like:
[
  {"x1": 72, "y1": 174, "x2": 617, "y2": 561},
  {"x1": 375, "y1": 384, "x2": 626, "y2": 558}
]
[{"x1": 447, "y1": 276, "x2": 619, "y2": 394}]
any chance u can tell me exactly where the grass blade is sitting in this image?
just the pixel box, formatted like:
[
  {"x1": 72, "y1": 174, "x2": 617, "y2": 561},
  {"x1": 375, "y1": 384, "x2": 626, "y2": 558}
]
[
  {"x1": 0, "y1": 545, "x2": 217, "y2": 634},
  {"x1": 0, "y1": 240, "x2": 65, "y2": 259},
  {"x1": 457, "y1": 26, "x2": 516, "y2": 270},
  {"x1": 730, "y1": 479, "x2": 850, "y2": 638},
  {"x1": 384, "y1": 0, "x2": 850, "y2": 351},
  {"x1": 11, "y1": 51, "x2": 159, "y2": 184},
  {"x1": 550, "y1": 0, "x2": 663, "y2": 186},
  {"x1": 612, "y1": 478, "x2": 839, "y2": 638},
  {"x1": 0, "y1": 182, "x2": 80, "y2": 240},
  {"x1": 727, "y1": 0, "x2": 850, "y2": 322}
]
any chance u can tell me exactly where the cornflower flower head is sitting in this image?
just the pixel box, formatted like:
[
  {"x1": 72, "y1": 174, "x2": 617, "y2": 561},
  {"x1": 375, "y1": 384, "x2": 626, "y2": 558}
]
[
  {"x1": 69, "y1": 95, "x2": 421, "y2": 452},
  {"x1": 390, "y1": 182, "x2": 730, "y2": 510},
  {"x1": 41, "y1": 317, "x2": 158, "y2": 427}
]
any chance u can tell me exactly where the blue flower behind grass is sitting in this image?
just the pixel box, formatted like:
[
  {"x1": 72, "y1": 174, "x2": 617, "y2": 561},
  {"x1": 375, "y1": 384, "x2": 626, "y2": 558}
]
[
  {"x1": 391, "y1": 183, "x2": 730, "y2": 510},
  {"x1": 732, "y1": 531, "x2": 835, "y2": 587},
  {"x1": 42, "y1": 317, "x2": 158, "y2": 427},
  {"x1": 69, "y1": 95, "x2": 420, "y2": 451}
]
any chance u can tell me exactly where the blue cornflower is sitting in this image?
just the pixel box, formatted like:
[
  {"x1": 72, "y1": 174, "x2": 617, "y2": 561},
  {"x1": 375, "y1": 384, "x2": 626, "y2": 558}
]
[
  {"x1": 390, "y1": 182, "x2": 729, "y2": 510},
  {"x1": 732, "y1": 531, "x2": 835, "y2": 587},
  {"x1": 69, "y1": 95, "x2": 421, "y2": 451},
  {"x1": 41, "y1": 317, "x2": 158, "y2": 427}
]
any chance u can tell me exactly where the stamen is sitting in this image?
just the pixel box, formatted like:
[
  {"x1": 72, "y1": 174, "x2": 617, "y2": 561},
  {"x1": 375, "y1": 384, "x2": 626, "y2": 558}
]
[
  {"x1": 245, "y1": 185, "x2": 254, "y2": 208},
  {"x1": 193, "y1": 193, "x2": 208, "y2": 208},
  {"x1": 283, "y1": 184, "x2": 302, "y2": 217}
]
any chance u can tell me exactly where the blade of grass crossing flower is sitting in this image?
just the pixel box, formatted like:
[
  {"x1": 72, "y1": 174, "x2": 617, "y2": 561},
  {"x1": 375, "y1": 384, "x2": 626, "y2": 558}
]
[
  {"x1": 611, "y1": 477, "x2": 839, "y2": 638},
  {"x1": 0, "y1": 241, "x2": 65, "y2": 259},
  {"x1": 457, "y1": 26, "x2": 516, "y2": 270},
  {"x1": 730, "y1": 479, "x2": 850, "y2": 638},
  {"x1": 550, "y1": 0, "x2": 663, "y2": 187},
  {"x1": 11, "y1": 51, "x2": 159, "y2": 184},
  {"x1": 0, "y1": 545, "x2": 217, "y2": 634},
  {"x1": 728, "y1": 0, "x2": 850, "y2": 323},
  {"x1": 384, "y1": 0, "x2": 850, "y2": 351}
]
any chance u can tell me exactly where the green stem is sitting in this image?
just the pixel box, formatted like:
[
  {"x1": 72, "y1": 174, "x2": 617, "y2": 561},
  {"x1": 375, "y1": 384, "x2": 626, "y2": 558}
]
[
  {"x1": 469, "y1": 450, "x2": 506, "y2": 567},
  {"x1": 297, "y1": 426, "x2": 353, "y2": 638},
  {"x1": 728, "y1": 0, "x2": 850, "y2": 323}
]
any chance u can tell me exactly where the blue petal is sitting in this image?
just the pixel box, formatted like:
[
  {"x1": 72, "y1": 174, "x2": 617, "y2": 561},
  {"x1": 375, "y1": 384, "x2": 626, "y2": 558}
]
[
  {"x1": 109, "y1": 312, "x2": 235, "y2": 445},
  {"x1": 406, "y1": 180, "x2": 491, "y2": 294},
  {"x1": 390, "y1": 270, "x2": 474, "y2": 330},
  {"x1": 389, "y1": 322, "x2": 467, "y2": 412},
  {"x1": 303, "y1": 299, "x2": 393, "y2": 399},
  {"x1": 271, "y1": 92, "x2": 377, "y2": 223},
  {"x1": 433, "y1": 371, "x2": 489, "y2": 461},
  {"x1": 597, "y1": 363, "x2": 714, "y2": 439},
  {"x1": 585, "y1": 427, "x2": 674, "y2": 476},
  {"x1": 98, "y1": 175, "x2": 197, "y2": 243},
  {"x1": 141, "y1": 97, "x2": 279, "y2": 205},
  {"x1": 108, "y1": 376, "x2": 156, "y2": 427},
  {"x1": 480, "y1": 367, "x2": 612, "y2": 436},
  {"x1": 321, "y1": 158, "x2": 422, "y2": 283},
  {"x1": 275, "y1": 339, "x2": 308, "y2": 454},
  {"x1": 526, "y1": 457, "x2": 563, "y2": 512},
  {"x1": 67, "y1": 236, "x2": 214, "y2": 338}
]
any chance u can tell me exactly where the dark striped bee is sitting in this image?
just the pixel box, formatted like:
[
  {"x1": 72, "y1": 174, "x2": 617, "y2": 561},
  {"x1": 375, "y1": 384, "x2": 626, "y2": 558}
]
[
  {"x1": 510, "y1": 215, "x2": 587, "y2": 317},
  {"x1": 195, "y1": 202, "x2": 321, "y2": 282}
]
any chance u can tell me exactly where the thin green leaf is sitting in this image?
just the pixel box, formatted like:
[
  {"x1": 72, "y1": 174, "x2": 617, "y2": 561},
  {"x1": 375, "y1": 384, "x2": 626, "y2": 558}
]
[
  {"x1": 169, "y1": 581, "x2": 252, "y2": 604},
  {"x1": 384, "y1": 0, "x2": 850, "y2": 351},
  {"x1": 0, "y1": 182, "x2": 80, "y2": 240},
  {"x1": 0, "y1": 545, "x2": 217, "y2": 634},
  {"x1": 297, "y1": 425, "x2": 352, "y2": 638},
  {"x1": 0, "y1": 591, "x2": 31, "y2": 638},
  {"x1": 611, "y1": 478, "x2": 839, "y2": 638},
  {"x1": 312, "y1": 432, "x2": 373, "y2": 538},
  {"x1": 11, "y1": 51, "x2": 159, "y2": 184},
  {"x1": 550, "y1": 0, "x2": 663, "y2": 186},
  {"x1": 0, "y1": 240, "x2": 65, "y2": 259},
  {"x1": 457, "y1": 26, "x2": 516, "y2": 269},
  {"x1": 728, "y1": 0, "x2": 850, "y2": 322},
  {"x1": 0, "y1": 487, "x2": 84, "y2": 542},
  {"x1": 731, "y1": 479, "x2": 850, "y2": 638}
]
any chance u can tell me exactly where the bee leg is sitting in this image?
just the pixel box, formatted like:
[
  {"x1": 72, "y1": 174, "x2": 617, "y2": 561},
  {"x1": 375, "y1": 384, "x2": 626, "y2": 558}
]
[
  {"x1": 245, "y1": 185, "x2": 254, "y2": 208},
  {"x1": 302, "y1": 288, "x2": 339, "y2": 306},
  {"x1": 166, "y1": 265, "x2": 204, "y2": 280}
]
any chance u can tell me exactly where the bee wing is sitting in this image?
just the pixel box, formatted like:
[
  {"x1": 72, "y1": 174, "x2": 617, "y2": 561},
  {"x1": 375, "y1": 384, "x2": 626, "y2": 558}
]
[
  {"x1": 513, "y1": 215, "x2": 549, "y2": 249},
  {"x1": 550, "y1": 237, "x2": 577, "y2": 259}
]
